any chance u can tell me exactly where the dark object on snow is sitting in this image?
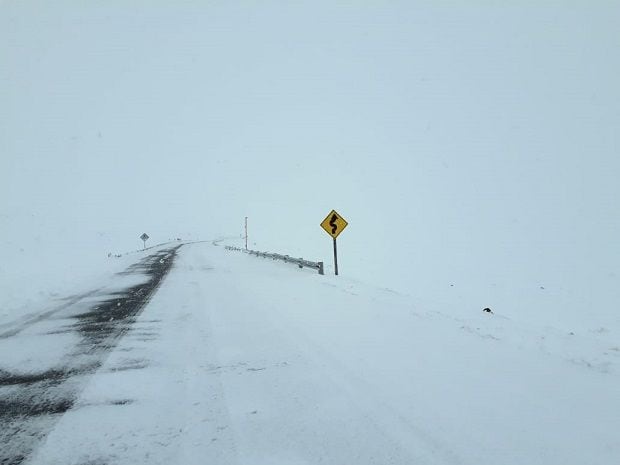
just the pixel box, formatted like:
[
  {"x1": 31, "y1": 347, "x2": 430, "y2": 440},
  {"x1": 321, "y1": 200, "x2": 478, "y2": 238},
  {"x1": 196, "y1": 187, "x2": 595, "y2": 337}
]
[{"x1": 482, "y1": 307, "x2": 493, "y2": 314}]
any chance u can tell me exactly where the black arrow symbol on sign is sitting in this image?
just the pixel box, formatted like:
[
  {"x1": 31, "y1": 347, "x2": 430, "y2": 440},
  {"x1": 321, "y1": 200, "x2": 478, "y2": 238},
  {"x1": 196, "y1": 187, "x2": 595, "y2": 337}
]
[{"x1": 329, "y1": 214, "x2": 338, "y2": 234}]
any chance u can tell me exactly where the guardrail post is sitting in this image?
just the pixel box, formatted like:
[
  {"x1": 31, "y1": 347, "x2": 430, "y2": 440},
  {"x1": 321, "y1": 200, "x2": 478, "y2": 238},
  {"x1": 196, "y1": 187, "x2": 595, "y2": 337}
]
[{"x1": 318, "y1": 261, "x2": 324, "y2": 275}]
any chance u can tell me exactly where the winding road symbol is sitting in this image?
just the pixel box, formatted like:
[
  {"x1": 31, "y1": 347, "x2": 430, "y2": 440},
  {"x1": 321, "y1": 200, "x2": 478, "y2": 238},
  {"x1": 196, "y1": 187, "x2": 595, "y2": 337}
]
[{"x1": 329, "y1": 214, "x2": 338, "y2": 234}]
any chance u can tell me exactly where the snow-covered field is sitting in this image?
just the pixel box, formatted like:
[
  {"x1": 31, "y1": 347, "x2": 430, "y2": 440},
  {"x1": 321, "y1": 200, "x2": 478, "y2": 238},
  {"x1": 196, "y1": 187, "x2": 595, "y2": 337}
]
[{"x1": 2, "y1": 241, "x2": 616, "y2": 464}]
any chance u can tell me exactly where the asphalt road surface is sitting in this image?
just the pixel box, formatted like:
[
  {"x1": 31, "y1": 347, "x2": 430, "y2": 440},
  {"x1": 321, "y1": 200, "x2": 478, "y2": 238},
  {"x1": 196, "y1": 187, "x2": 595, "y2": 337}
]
[{"x1": 0, "y1": 246, "x2": 181, "y2": 465}]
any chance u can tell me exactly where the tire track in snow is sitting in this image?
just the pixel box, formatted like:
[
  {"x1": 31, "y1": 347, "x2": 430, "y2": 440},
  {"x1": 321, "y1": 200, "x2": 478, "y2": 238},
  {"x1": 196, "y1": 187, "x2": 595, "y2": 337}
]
[{"x1": 0, "y1": 289, "x2": 102, "y2": 340}]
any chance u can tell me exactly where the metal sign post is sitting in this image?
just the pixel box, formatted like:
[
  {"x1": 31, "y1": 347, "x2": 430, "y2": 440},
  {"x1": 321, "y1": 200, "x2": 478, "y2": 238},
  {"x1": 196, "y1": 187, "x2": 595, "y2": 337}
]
[
  {"x1": 320, "y1": 209, "x2": 348, "y2": 276},
  {"x1": 332, "y1": 238, "x2": 339, "y2": 275},
  {"x1": 140, "y1": 233, "x2": 149, "y2": 250},
  {"x1": 245, "y1": 217, "x2": 248, "y2": 250}
]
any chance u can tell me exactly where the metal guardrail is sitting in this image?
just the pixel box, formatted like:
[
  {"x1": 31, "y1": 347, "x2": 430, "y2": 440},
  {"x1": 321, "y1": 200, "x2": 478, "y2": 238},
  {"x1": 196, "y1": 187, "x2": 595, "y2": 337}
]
[{"x1": 225, "y1": 246, "x2": 324, "y2": 275}]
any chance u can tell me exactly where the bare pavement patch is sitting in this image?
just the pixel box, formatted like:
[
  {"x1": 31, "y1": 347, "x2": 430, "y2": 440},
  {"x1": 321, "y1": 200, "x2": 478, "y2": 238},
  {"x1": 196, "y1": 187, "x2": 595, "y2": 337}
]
[{"x1": 0, "y1": 246, "x2": 181, "y2": 465}]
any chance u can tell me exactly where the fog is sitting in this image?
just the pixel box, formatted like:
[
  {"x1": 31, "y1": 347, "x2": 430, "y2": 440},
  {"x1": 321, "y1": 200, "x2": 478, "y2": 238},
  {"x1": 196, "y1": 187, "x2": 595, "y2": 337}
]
[{"x1": 2, "y1": 1, "x2": 619, "y2": 329}]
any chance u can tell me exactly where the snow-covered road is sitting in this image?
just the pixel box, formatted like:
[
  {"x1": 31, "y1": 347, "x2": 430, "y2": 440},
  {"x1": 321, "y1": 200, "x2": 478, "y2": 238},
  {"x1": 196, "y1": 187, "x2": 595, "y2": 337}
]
[
  {"x1": 2, "y1": 242, "x2": 619, "y2": 464},
  {"x1": 0, "y1": 246, "x2": 181, "y2": 464}
]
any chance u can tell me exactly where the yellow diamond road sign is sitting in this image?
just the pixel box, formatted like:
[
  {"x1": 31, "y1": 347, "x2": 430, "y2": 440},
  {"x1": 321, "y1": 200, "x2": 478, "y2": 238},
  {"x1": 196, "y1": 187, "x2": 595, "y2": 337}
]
[{"x1": 320, "y1": 209, "x2": 348, "y2": 239}]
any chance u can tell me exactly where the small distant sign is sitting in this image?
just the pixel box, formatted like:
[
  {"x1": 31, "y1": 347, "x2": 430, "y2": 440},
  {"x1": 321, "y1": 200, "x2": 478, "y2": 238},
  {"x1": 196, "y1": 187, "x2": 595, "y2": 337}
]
[
  {"x1": 320, "y1": 210, "x2": 348, "y2": 239},
  {"x1": 140, "y1": 233, "x2": 149, "y2": 241}
]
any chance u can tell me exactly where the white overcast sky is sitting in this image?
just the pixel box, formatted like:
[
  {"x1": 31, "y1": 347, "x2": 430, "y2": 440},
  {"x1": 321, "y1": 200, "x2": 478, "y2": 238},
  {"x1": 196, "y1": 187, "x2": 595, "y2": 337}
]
[{"x1": 2, "y1": 1, "x2": 619, "y2": 323}]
